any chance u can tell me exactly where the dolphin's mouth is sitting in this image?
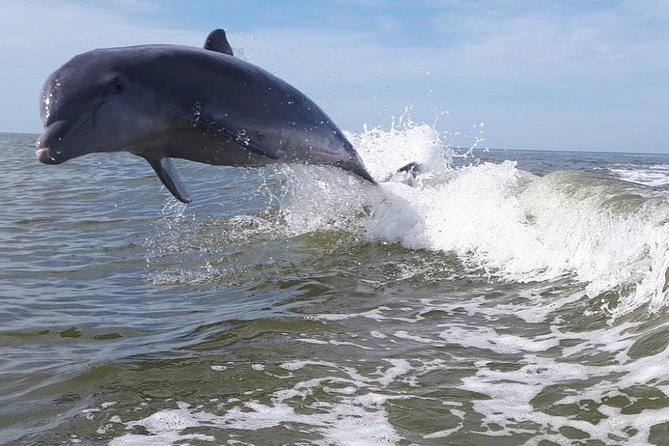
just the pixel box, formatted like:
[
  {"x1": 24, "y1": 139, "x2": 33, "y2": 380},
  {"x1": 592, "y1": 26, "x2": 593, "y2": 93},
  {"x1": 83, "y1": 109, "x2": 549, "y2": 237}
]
[
  {"x1": 36, "y1": 120, "x2": 70, "y2": 164},
  {"x1": 36, "y1": 102, "x2": 103, "y2": 164},
  {"x1": 36, "y1": 147, "x2": 64, "y2": 164}
]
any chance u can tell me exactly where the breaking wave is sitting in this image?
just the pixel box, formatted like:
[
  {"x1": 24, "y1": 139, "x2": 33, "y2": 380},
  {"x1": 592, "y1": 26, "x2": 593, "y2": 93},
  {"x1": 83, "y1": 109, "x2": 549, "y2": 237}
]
[{"x1": 276, "y1": 122, "x2": 669, "y2": 317}]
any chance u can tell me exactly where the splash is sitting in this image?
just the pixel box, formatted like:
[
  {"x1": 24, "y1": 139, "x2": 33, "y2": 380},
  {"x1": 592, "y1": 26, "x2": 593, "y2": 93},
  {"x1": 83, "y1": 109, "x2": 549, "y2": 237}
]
[{"x1": 276, "y1": 121, "x2": 669, "y2": 316}]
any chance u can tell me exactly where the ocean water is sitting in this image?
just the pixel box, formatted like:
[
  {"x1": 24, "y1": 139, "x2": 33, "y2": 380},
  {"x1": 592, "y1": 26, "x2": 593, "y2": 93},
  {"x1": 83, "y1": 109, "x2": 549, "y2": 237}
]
[{"x1": 1, "y1": 126, "x2": 669, "y2": 445}]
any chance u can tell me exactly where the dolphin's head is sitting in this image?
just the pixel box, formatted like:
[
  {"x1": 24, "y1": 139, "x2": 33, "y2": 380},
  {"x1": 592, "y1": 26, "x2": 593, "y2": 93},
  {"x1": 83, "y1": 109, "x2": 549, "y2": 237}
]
[{"x1": 36, "y1": 49, "x2": 161, "y2": 164}]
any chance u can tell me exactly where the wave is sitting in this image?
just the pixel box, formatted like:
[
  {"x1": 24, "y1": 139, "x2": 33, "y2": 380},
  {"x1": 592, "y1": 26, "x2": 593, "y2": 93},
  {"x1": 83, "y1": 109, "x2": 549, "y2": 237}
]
[{"x1": 274, "y1": 123, "x2": 669, "y2": 317}]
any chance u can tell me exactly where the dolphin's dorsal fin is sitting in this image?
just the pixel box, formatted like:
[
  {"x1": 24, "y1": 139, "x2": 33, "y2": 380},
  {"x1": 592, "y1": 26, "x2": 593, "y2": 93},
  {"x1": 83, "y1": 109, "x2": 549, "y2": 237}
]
[
  {"x1": 204, "y1": 29, "x2": 233, "y2": 56},
  {"x1": 141, "y1": 155, "x2": 192, "y2": 203}
]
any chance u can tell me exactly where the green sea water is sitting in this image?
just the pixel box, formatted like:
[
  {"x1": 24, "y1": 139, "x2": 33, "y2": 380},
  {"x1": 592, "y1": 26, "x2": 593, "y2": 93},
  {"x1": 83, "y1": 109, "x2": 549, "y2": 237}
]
[{"x1": 2, "y1": 129, "x2": 669, "y2": 445}]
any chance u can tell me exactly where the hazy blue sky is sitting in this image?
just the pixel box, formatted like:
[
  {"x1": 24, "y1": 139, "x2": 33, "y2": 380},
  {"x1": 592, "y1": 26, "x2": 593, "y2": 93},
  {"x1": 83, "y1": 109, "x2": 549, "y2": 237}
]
[{"x1": 2, "y1": 0, "x2": 669, "y2": 151}]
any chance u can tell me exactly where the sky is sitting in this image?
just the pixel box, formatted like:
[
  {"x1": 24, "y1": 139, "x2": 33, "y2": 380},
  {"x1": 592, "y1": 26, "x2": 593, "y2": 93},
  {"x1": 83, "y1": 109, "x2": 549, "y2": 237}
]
[{"x1": 1, "y1": 0, "x2": 669, "y2": 152}]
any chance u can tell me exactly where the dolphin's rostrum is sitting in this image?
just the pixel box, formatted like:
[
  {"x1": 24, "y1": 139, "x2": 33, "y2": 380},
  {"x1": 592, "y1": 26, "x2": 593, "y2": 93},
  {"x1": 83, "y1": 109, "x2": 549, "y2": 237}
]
[{"x1": 36, "y1": 29, "x2": 376, "y2": 203}]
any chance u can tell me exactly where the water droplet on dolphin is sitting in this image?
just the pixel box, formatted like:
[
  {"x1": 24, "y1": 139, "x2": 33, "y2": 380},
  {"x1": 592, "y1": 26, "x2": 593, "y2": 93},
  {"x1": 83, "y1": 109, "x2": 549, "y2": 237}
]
[
  {"x1": 191, "y1": 101, "x2": 202, "y2": 126},
  {"x1": 235, "y1": 129, "x2": 250, "y2": 146}
]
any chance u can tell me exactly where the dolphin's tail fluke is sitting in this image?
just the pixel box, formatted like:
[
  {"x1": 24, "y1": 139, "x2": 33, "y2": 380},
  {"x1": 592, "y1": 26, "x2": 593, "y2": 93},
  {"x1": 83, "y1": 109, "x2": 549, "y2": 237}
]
[
  {"x1": 377, "y1": 162, "x2": 423, "y2": 183},
  {"x1": 397, "y1": 162, "x2": 422, "y2": 177},
  {"x1": 333, "y1": 161, "x2": 423, "y2": 185}
]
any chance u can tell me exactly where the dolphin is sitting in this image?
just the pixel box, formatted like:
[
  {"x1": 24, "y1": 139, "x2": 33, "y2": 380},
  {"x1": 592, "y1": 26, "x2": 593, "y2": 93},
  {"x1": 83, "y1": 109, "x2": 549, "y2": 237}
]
[{"x1": 36, "y1": 29, "x2": 376, "y2": 203}]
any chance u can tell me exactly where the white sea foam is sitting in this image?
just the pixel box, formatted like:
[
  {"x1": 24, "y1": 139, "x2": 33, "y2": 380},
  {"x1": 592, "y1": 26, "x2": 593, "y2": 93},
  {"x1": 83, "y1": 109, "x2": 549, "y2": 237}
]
[
  {"x1": 456, "y1": 333, "x2": 669, "y2": 444},
  {"x1": 279, "y1": 123, "x2": 669, "y2": 316},
  {"x1": 109, "y1": 359, "x2": 416, "y2": 446},
  {"x1": 104, "y1": 289, "x2": 669, "y2": 445}
]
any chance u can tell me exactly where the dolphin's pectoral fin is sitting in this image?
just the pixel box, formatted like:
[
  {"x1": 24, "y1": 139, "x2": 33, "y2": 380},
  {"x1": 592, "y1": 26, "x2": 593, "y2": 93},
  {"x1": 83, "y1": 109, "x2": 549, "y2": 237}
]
[
  {"x1": 204, "y1": 29, "x2": 234, "y2": 56},
  {"x1": 142, "y1": 155, "x2": 192, "y2": 203},
  {"x1": 193, "y1": 111, "x2": 279, "y2": 161}
]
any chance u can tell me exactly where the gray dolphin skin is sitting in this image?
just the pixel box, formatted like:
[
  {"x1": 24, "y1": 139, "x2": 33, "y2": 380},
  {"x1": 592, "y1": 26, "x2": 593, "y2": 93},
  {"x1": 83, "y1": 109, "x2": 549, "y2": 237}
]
[{"x1": 36, "y1": 29, "x2": 376, "y2": 203}]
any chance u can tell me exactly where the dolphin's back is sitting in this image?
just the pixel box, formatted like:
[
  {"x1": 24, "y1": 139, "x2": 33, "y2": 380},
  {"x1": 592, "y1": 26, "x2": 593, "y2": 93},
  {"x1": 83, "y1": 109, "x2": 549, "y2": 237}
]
[{"x1": 112, "y1": 45, "x2": 368, "y2": 176}]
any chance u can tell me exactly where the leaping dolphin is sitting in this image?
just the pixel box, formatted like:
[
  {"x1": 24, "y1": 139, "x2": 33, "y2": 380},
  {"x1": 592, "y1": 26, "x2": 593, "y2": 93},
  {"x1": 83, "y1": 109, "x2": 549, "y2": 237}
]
[{"x1": 36, "y1": 29, "x2": 376, "y2": 203}]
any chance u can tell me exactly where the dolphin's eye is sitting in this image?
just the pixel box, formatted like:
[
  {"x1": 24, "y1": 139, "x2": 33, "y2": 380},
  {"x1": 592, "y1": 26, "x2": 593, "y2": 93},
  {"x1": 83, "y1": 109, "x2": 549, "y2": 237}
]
[{"x1": 106, "y1": 78, "x2": 125, "y2": 95}]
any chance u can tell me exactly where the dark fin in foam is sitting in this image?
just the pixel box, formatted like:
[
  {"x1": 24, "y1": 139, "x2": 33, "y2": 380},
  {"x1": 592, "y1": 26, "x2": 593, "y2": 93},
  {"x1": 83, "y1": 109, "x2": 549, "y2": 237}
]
[
  {"x1": 142, "y1": 155, "x2": 192, "y2": 203},
  {"x1": 397, "y1": 162, "x2": 421, "y2": 177},
  {"x1": 204, "y1": 29, "x2": 234, "y2": 56},
  {"x1": 380, "y1": 161, "x2": 422, "y2": 182}
]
